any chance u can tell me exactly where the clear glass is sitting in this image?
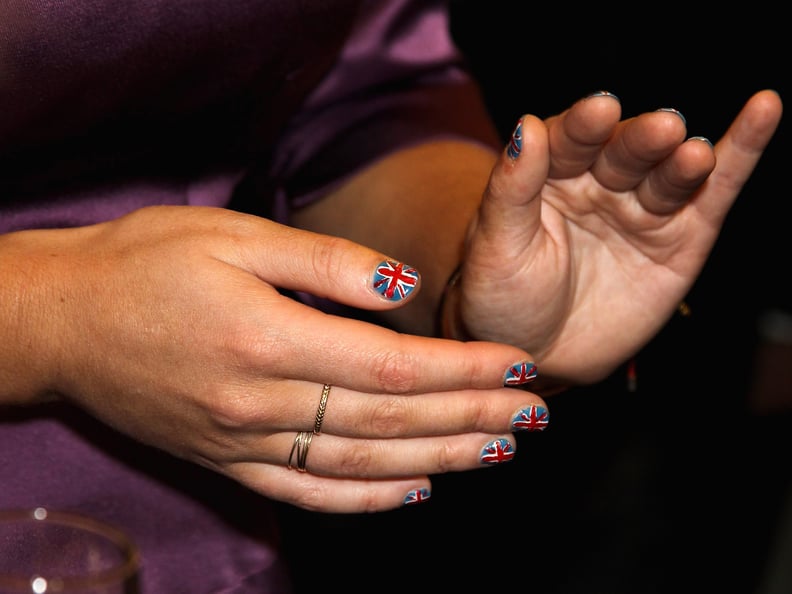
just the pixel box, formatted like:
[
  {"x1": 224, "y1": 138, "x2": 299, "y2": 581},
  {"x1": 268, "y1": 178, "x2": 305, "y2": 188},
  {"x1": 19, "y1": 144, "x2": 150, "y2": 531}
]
[{"x1": 0, "y1": 507, "x2": 140, "y2": 593}]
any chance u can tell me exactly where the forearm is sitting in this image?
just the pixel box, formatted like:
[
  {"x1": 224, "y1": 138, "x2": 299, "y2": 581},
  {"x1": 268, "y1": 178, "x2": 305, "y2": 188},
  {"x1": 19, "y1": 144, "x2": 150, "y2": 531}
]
[
  {"x1": 0, "y1": 228, "x2": 75, "y2": 407},
  {"x1": 290, "y1": 140, "x2": 498, "y2": 336}
]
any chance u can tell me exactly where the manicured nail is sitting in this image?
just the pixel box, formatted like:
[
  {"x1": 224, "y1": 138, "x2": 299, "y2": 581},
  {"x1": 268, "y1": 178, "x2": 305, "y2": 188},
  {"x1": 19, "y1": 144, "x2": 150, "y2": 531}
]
[
  {"x1": 372, "y1": 260, "x2": 419, "y2": 301},
  {"x1": 656, "y1": 107, "x2": 686, "y2": 126},
  {"x1": 503, "y1": 361, "x2": 538, "y2": 388},
  {"x1": 480, "y1": 438, "x2": 515, "y2": 465},
  {"x1": 511, "y1": 405, "x2": 549, "y2": 432},
  {"x1": 403, "y1": 487, "x2": 431, "y2": 506},
  {"x1": 689, "y1": 135, "x2": 713, "y2": 148},
  {"x1": 506, "y1": 118, "x2": 522, "y2": 160},
  {"x1": 585, "y1": 90, "x2": 620, "y2": 101}
]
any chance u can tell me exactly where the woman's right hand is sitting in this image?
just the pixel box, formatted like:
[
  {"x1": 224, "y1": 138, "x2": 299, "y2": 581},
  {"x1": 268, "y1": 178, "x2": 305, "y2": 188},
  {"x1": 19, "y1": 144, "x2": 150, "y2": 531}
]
[{"x1": 0, "y1": 205, "x2": 547, "y2": 512}]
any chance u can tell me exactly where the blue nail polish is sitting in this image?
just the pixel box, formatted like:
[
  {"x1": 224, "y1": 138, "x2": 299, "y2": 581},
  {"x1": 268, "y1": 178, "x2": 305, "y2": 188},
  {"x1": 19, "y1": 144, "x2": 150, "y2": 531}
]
[
  {"x1": 506, "y1": 119, "x2": 522, "y2": 160},
  {"x1": 372, "y1": 260, "x2": 419, "y2": 301},
  {"x1": 511, "y1": 405, "x2": 549, "y2": 432},
  {"x1": 503, "y1": 361, "x2": 537, "y2": 388},
  {"x1": 403, "y1": 487, "x2": 431, "y2": 505},
  {"x1": 480, "y1": 438, "x2": 515, "y2": 465}
]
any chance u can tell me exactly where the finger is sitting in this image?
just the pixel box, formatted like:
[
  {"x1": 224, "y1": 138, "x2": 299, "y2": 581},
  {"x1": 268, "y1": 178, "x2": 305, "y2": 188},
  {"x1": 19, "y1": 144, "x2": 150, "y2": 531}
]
[
  {"x1": 589, "y1": 107, "x2": 689, "y2": 195},
  {"x1": 544, "y1": 90, "x2": 623, "y2": 179},
  {"x1": 232, "y1": 382, "x2": 547, "y2": 439},
  {"x1": 473, "y1": 113, "x2": 549, "y2": 259},
  {"x1": 634, "y1": 136, "x2": 716, "y2": 215},
  {"x1": 250, "y1": 294, "x2": 537, "y2": 394},
  {"x1": 230, "y1": 216, "x2": 424, "y2": 311},
  {"x1": 237, "y1": 464, "x2": 433, "y2": 513},
  {"x1": 695, "y1": 89, "x2": 783, "y2": 221},
  {"x1": 263, "y1": 432, "x2": 520, "y2": 479}
]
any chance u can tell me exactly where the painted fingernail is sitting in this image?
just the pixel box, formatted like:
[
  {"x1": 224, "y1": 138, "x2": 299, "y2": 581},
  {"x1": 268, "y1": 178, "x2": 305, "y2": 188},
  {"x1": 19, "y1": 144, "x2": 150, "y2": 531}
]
[
  {"x1": 480, "y1": 438, "x2": 515, "y2": 465},
  {"x1": 372, "y1": 260, "x2": 419, "y2": 301},
  {"x1": 585, "y1": 90, "x2": 620, "y2": 101},
  {"x1": 506, "y1": 118, "x2": 522, "y2": 160},
  {"x1": 689, "y1": 135, "x2": 713, "y2": 148},
  {"x1": 511, "y1": 405, "x2": 549, "y2": 432},
  {"x1": 403, "y1": 487, "x2": 431, "y2": 506},
  {"x1": 503, "y1": 361, "x2": 538, "y2": 388},
  {"x1": 656, "y1": 107, "x2": 686, "y2": 126}
]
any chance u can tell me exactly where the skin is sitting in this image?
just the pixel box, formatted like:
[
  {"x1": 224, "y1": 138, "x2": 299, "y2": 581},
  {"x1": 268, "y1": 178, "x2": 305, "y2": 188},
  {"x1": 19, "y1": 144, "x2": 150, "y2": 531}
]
[
  {"x1": 294, "y1": 89, "x2": 784, "y2": 387},
  {"x1": 0, "y1": 207, "x2": 543, "y2": 512},
  {"x1": 0, "y1": 90, "x2": 781, "y2": 513}
]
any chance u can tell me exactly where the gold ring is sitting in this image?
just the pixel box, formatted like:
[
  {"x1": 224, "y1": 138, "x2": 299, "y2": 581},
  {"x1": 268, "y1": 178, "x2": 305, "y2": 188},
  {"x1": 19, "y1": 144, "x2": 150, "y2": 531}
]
[
  {"x1": 313, "y1": 384, "x2": 332, "y2": 434},
  {"x1": 287, "y1": 431, "x2": 314, "y2": 472}
]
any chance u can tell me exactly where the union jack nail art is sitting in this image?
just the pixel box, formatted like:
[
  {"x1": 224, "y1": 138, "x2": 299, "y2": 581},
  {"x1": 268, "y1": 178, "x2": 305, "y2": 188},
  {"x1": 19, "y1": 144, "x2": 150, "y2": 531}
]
[
  {"x1": 403, "y1": 488, "x2": 431, "y2": 506},
  {"x1": 372, "y1": 260, "x2": 419, "y2": 301},
  {"x1": 503, "y1": 361, "x2": 538, "y2": 387},
  {"x1": 511, "y1": 405, "x2": 549, "y2": 432},
  {"x1": 506, "y1": 119, "x2": 522, "y2": 160},
  {"x1": 480, "y1": 438, "x2": 515, "y2": 465}
]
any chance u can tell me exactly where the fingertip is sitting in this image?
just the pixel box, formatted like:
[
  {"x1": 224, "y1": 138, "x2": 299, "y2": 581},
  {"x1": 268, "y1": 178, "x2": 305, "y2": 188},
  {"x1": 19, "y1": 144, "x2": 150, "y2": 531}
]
[
  {"x1": 370, "y1": 258, "x2": 421, "y2": 303},
  {"x1": 583, "y1": 90, "x2": 621, "y2": 104},
  {"x1": 501, "y1": 114, "x2": 546, "y2": 162}
]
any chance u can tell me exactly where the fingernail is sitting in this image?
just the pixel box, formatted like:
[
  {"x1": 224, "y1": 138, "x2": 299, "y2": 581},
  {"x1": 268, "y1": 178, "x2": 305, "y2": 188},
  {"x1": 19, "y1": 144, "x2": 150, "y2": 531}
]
[
  {"x1": 403, "y1": 487, "x2": 431, "y2": 506},
  {"x1": 372, "y1": 260, "x2": 419, "y2": 301},
  {"x1": 656, "y1": 107, "x2": 686, "y2": 126},
  {"x1": 506, "y1": 118, "x2": 522, "y2": 160},
  {"x1": 480, "y1": 438, "x2": 515, "y2": 465},
  {"x1": 511, "y1": 405, "x2": 549, "y2": 432},
  {"x1": 585, "y1": 90, "x2": 620, "y2": 101},
  {"x1": 503, "y1": 361, "x2": 538, "y2": 388},
  {"x1": 689, "y1": 135, "x2": 713, "y2": 148}
]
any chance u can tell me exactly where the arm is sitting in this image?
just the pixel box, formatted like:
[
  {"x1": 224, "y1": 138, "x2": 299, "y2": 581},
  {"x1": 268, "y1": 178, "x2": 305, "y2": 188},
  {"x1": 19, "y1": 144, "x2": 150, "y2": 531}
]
[
  {"x1": 292, "y1": 139, "x2": 497, "y2": 337},
  {"x1": 0, "y1": 206, "x2": 546, "y2": 511},
  {"x1": 294, "y1": 90, "x2": 783, "y2": 387}
]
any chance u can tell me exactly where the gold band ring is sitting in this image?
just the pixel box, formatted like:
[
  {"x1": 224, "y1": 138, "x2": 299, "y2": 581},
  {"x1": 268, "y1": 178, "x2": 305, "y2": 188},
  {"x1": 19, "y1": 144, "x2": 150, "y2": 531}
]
[
  {"x1": 287, "y1": 431, "x2": 314, "y2": 472},
  {"x1": 287, "y1": 384, "x2": 330, "y2": 471},
  {"x1": 314, "y1": 384, "x2": 332, "y2": 435}
]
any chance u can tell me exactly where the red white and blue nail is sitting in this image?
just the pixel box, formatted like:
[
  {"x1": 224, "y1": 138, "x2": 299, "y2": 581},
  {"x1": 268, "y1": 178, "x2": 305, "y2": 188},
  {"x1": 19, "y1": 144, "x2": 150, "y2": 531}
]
[
  {"x1": 506, "y1": 119, "x2": 522, "y2": 160},
  {"x1": 403, "y1": 487, "x2": 431, "y2": 506},
  {"x1": 503, "y1": 361, "x2": 538, "y2": 387},
  {"x1": 372, "y1": 260, "x2": 419, "y2": 301},
  {"x1": 511, "y1": 405, "x2": 549, "y2": 432},
  {"x1": 480, "y1": 438, "x2": 515, "y2": 465}
]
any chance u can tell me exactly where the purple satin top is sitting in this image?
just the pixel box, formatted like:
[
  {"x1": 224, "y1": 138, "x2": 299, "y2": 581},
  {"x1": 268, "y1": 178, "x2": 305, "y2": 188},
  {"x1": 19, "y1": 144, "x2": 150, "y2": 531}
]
[{"x1": 0, "y1": 1, "x2": 499, "y2": 591}]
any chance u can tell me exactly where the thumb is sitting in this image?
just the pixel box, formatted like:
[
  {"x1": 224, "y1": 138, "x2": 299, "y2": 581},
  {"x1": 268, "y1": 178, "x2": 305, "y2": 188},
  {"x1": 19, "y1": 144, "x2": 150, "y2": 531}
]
[{"x1": 471, "y1": 114, "x2": 549, "y2": 257}]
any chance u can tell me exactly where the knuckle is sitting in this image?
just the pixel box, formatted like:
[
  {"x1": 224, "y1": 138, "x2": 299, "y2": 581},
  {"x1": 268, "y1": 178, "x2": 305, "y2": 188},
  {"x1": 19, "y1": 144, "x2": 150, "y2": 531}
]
[
  {"x1": 365, "y1": 397, "x2": 410, "y2": 437},
  {"x1": 432, "y1": 440, "x2": 456, "y2": 474},
  {"x1": 367, "y1": 349, "x2": 420, "y2": 393},
  {"x1": 336, "y1": 441, "x2": 375, "y2": 477},
  {"x1": 310, "y1": 236, "x2": 349, "y2": 289},
  {"x1": 208, "y1": 393, "x2": 261, "y2": 429},
  {"x1": 356, "y1": 489, "x2": 385, "y2": 514},
  {"x1": 291, "y1": 485, "x2": 329, "y2": 512}
]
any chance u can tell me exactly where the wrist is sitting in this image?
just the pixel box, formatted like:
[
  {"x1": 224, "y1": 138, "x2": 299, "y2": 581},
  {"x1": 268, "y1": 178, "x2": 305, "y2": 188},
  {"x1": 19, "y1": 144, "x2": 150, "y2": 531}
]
[{"x1": 436, "y1": 263, "x2": 472, "y2": 340}]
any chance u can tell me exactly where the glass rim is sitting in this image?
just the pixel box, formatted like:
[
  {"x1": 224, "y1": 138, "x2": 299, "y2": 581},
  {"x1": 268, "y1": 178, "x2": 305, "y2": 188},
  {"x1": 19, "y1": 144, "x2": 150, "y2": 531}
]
[{"x1": 0, "y1": 507, "x2": 140, "y2": 590}]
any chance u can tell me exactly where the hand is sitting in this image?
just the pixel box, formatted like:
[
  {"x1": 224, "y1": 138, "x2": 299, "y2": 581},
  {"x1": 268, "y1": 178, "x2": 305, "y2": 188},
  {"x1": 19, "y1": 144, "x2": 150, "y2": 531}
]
[
  {"x1": 451, "y1": 89, "x2": 783, "y2": 385},
  {"x1": 0, "y1": 205, "x2": 546, "y2": 512}
]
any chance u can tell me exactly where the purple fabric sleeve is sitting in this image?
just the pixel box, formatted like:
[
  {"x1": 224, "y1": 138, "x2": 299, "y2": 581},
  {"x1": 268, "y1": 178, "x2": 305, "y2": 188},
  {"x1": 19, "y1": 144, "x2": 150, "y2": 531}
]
[
  {"x1": 268, "y1": 0, "x2": 501, "y2": 222},
  {"x1": 0, "y1": 1, "x2": 502, "y2": 592}
]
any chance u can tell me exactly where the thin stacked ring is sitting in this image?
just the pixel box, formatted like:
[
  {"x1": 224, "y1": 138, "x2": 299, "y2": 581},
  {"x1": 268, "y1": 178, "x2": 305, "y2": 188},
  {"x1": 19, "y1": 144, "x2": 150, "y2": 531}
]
[
  {"x1": 287, "y1": 384, "x2": 332, "y2": 472},
  {"x1": 313, "y1": 383, "x2": 331, "y2": 434}
]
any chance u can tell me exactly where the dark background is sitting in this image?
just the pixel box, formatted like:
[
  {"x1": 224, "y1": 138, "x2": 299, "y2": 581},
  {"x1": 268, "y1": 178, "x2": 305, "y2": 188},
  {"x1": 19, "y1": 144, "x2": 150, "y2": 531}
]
[{"x1": 276, "y1": 4, "x2": 791, "y2": 593}]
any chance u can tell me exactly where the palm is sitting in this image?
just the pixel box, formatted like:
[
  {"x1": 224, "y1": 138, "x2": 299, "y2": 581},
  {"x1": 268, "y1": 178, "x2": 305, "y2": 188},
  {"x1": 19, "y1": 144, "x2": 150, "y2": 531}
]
[{"x1": 458, "y1": 90, "x2": 782, "y2": 384}]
